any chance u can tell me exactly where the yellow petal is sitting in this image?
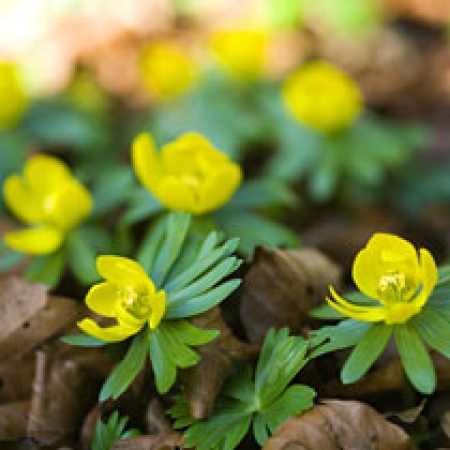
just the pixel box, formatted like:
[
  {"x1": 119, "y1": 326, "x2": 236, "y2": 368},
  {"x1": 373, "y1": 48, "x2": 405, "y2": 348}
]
[
  {"x1": 78, "y1": 318, "x2": 139, "y2": 343},
  {"x1": 96, "y1": 255, "x2": 153, "y2": 288},
  {"x1": 24, "y1": 154, "x2": 71, "y2": 195},
  {"x1": 85, "y1": 282, "x2": 118, "y2": 317},
  {"x1": 148, "y1": 290, "x2": 166, "y2": 329},
  {"x1": 132, "y1": 133, "x2": 164, "y2": 193},
  {"x1": 3, "y1": 225, "x2": 63, "y2": 255},
  {"x1": 413, "y1": 248, "x2": 438, "y2": 309},
  {"x1": 116, "y1": 300, "x2": 148, "y2": 328},
  {"x1": 196, "y1": 163, "x2": 242, "y2": 213},
  {"x1": 157, "y1": 175, "x2": 196, "y2": 213},
  {"x1": 352, "y1": 233, "x2": 420, "y2": 303},
  {"x1": 161, "y1": 133, "x2": 226, "y2": 174},
  {"x1": 327, "y1": 286, "x2": 387, "y2": 322},
  {"x1": 49, "y1": 179, "x2": 92, "y2": 230},
  {"x1": 3, "y1": 174, "x2": 44, "y2": 224}
]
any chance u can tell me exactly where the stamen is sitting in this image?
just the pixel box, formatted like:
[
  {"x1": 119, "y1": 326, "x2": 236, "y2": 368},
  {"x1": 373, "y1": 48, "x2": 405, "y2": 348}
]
[{"x1": 378, "y1": 272, "x2": 407, "y2": 302}]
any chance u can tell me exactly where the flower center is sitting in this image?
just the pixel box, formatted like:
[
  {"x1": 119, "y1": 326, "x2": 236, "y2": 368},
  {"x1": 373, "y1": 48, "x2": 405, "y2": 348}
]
[
  {"x1": 120, "y1": 285, "x2": 151, "y2": 320},
  {"x1": 377, "y1": 272, "x2": 408, "y2": 303}
]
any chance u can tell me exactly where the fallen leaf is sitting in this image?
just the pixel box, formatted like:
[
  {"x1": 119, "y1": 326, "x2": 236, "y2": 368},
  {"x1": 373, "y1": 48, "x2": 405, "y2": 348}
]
[
  {"x1": 385, "y1": 400, "x2": 427, "y2": 424},
  {"x1": 111, "y1": 433, "x2": 184, "y2": 450},
  {"x1": 0, "y1": 401, "x2": 30, "y2": 442},
  {"x1": 240, "y1": 247, "x2": 341, "y2": 343},
  {"x1": 180, "y1": 307, "x2": 258, "y2": 419},
  {"x1": 27, "y1": 350, "x2": 101, "y2": 446},
  {"x1": 146, "y1": 399, "x2": 173, "y2": 435},
  {"x1": 0, "y1": 296, "x2": 86, "y2": 362},
  {"x1": 0, "y1": 275, "x2": 48, "y2": 344},
  {"x1": 0, "y1": 359, "x2": 35, "y2": 403},
  {"x1": 263, "y1": 399, "x2": 415, "y2": 450}
]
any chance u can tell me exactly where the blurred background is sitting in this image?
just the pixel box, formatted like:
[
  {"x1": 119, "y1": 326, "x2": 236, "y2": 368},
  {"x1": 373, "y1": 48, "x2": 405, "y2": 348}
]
[{"x1": 1, "y1": 0, "x2": 450, "y2": 269}]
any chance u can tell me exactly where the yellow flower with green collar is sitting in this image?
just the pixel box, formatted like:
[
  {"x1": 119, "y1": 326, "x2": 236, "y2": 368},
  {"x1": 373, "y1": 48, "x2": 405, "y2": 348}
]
[
  {"x1": 78, "y1": 256, "x2": 166, "y2": 342},
  {"x1": 327, "y1": 233, "x2": 438, "y2": 325},
  {"x1": 282, "y1": 60, "x2": 363, "y2": 133},
  {"x1": 132, "y1": 132, "x2": 242, "y2": 214},
  {"x1": 210, "y1": 29, "x2": 269, "y2": 81},
  {"x1": 3, "y1": 155, "x2": 92, "y2": 255},
  {"x1": 139, "y1": 41, "x2": 197, "y2": 102}
]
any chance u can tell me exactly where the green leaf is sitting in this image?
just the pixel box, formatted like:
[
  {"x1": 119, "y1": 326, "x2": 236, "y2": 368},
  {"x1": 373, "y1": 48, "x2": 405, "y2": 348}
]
[
  {"x1": 168, "y1": 257, "x2": 241, "y2": 302},
  {"x1": 164, "y1": 233, "x2": 238, "y2": 294},
  {"x1": 165, "y1": 279, "x2": 241, "y2": 319},
  {"x1": 215, "y1": 211, "x2": 299, "y2": 257},
  {"x1": 92, "y1": 411, "x2": 141, "y2": 450},
  {"x1": 151, "y1": 212, "x2": 191, "y2": 287},
  {"x1": 92, "y1": 166, "x2": 134, "y2": 216},
  {"x1": 255, "y1": 328, "x2": 308, "y2": 406},
  {"x1": 0, "y1": 247, "x2": 24, "y2": 273},
  {"x1": 61, "y1": 333, "x2": 106, "y2": 347},
  {"x1": 341, "y1": 323, "x2": 392, "y2": 384},
  {"x1": 394, "y1": 324, "x2": 436, "y2": 395},
  {"x1": 149, "y1": 320, "x2": 217, "y2": 394},
  {"x1": 26, "y1": 250, "x2": 65, "y2": 287},
  {"x1": 224, "y1": 178, "x2": 297, "y2": 210},
  {"x1": 120, "y1": 187, "x2": 163, "y2": 227},
  {"x1": 99, "y1": 331, "x2": 148, "y2": 401},
  {"x1": 136, "y1": 214, "x2": 168, "y2": 274},
  {"x1": 254, "y1": 385, "x2": 316, "y2": 445},
  {"x1": 308, "y1": 319, "x2": 372, "y2": 358},
  {"x1": 308, "y1": 302, "x2": 345, "y2": 320},
  {"x1": 438, "y1": 266, "x2": 450, "y2": 285},
  {"x1": 66, "y1": 229, "x2": 100, "y2": 285},
  {"x1": 413, "y1": 307, "x2": 450, "y2": 357}
]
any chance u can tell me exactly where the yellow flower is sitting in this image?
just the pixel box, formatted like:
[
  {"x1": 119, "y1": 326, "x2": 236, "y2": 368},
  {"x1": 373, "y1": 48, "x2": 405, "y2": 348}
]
[
  {"x1": 210, "y1": 29, "x2": 269, "y2": 81},
  {"x1": 78, "y1": 256, "x2": 166, "y2": 342},
  {"x1": 139, "y1": 41, "x2": 197, "y2": 102},
  {"x1": 282, "y1": 60, "x2": 363, "y2": 134},
  {"x1": 0, "y1": 61, "x2": 27, "y2": 129},
  {"x1": 132, "y1": 132, "x2": 242, "y2": 214},
  {"x1": 327, "y1": 233, "x2": 438, "y2": 325},
  {"x1": 3, "y1": 155, "x2": 92, "y2": 255}
]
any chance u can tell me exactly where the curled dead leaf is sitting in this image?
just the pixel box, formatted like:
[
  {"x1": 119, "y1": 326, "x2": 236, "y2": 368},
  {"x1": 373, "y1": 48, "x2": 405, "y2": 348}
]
[
  {"x1": 0, "y1": 401, "x2": 30, "y2": 442},
  {"x1": 180, "y1": 307, "x2": 258, "y2": 419},
  {"x1": 0, "y1": 275, "x2": 48, "y2": 344},
  {"x1": 263, "y1": 399, "x2": 415, "y2": 450},
  {"x1": 0, "y1": 359, "x2": 35, "y2": 403},
  {"x1": 111, "y1": 433, "x2": 184, "y2": 450},
  {"x1": 240, "y1": 247, "x2": 341, "y2": 343},
  {"x1": 0, "y1": 296, "x2": 86, "y2": 363},
  {"x1": 27, "y1": 350, "x2": 101, "y2": 446}
]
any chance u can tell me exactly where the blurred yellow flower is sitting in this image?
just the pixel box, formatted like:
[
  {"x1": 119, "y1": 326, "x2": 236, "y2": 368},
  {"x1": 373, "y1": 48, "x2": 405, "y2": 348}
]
[
  {"x1": 78, "y1": 256, "x2": 166, "y2": 342},
  {"x1": 132, "y1": 132, "x2": 242, "y2": 215},
  {"x1": 3, "y1": 155, "x2": 92, "y2": 255},
  {"x1": 0, "y1": 61, "x2": 27, "y2": 129},
  {"x1": 210, "y1": 29, "x2": 269, "y2": 81},
  {"x1": 327, "y1": 233, "x2": 438, "y2": 325},
  {"x1": 282, "y1": 60, "x2": 363, "y2": 133},
  {"x1": 139, "y1": 41, "x2": 197, "y2": 102}
]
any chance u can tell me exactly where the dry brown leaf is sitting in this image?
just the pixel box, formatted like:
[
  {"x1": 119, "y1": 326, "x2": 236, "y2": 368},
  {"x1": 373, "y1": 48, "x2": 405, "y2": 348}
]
[
  {"x1": 240, "y1": 247, "x2": 341, "y2": 343},
  {"x1": 383, "y1": 0, "x2": 450, "y2": 24},
  {"x1": 111, "y1": 433, "x2": 184, "y2": 450},
  {"x1": 0, "y1": 275, "x2": 48, "y2": 344},
  {"x1": 180, "y1": 307, "x2": 258, "y2": 419},
  {"x1": 263, "y1": 399, "x2": 415, "y2": 450},
  {"x1": 385, "y1": 400, "x2": 427, "y2": 424},
  {"x1": 27, "y1": 350, "x2": 101, "y2": 446},
  {"x1": 441, "y1": 411, "x2": 450, "y2": 438},
  {"x1": 0, "y1": 296, "x2": 86, "y2": 363},
  {"x1": 0, "y1": 359, "x2": 35, "y2": 403},
  {"x1": 0, "y1": 401, "x2": 30, "y2": 441}
]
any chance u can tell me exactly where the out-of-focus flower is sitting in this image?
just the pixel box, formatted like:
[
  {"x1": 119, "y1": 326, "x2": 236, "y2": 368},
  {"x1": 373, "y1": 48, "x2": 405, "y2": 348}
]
[
  {"x1": 3, "y1": 155, "x2": 92, "y2": 255},
  {"x1": 139, "y1": 41, "x2": 197, "y2": 102},
  {"x1": 327, "y1": 233, "x2": 438, "y2": 325},
  {"x1": 132, "y1": 132, "x2": 242, "y2": 214},
  {"x1": 0, "y1": 61, "x2": 27, "y2": 128},
  {"x1": 210, "y1": 28, "x2": 269, "y2": 81},
  {"x1": 78, "y1": 256, "x2": 166, "y2": 342},
  {"x1": 282, "y1": 60, "x2": 363, "y2": 133}
]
